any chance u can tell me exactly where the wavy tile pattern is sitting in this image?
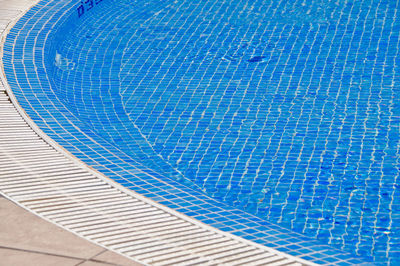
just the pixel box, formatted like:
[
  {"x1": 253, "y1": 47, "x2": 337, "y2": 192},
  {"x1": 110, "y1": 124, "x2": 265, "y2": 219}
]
[{"x1": 4, "y1": 0, "x2": 400, "y2": 264}]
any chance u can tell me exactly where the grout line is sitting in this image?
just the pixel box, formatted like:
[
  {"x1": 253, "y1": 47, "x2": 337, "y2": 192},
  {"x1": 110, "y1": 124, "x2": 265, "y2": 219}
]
[
  {"x1": 75, "y1": 249, "x2": 114, "y2": 266},
  {"x1": 74, "y1": 249, "x2": 123, "y2": 266},
  {"x1": 0, "y1": 245, "x2": 119, "y2": 266},
  {"x1": 0, "y1": 245, "x2": 91, "y2": 262},
  {"x1": 75, "y1": 249, "x2": 120, "y2": 266}
]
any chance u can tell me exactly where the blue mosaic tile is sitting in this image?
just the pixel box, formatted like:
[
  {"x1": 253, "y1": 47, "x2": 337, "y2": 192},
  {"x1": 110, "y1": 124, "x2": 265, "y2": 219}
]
[{"x1": 4, "y1": 0, "x2": 400, "y2": 264}]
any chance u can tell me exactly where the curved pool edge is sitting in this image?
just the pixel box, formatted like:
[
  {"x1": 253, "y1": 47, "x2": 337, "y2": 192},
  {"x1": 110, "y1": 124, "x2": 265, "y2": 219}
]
[
  {"x1": 1, "y1": 0, "x2": 374, "y2": 265},
  {"x1": 0, "y1": 4, "x2": 325, "y2": 266}
]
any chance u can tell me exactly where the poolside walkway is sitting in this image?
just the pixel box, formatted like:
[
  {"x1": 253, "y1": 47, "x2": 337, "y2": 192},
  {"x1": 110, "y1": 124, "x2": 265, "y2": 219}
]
[
  {"x1": 0, "y1": 195, "x2": 141, "y2": 266},
  {"x1": 0, "y1": 1, "x2": 140, "y2": 265}
]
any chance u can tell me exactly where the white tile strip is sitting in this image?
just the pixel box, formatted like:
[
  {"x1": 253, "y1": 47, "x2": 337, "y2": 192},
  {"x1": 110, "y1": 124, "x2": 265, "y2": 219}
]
[{"x1": 0, "y1": 1, "x2": 317, "y2": 265}]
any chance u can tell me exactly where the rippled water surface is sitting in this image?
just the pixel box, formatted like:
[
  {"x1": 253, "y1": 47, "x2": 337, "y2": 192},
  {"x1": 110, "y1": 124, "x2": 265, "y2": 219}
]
[{"x1": 51, "y1": 0, "x2": 400, "y2": 263}]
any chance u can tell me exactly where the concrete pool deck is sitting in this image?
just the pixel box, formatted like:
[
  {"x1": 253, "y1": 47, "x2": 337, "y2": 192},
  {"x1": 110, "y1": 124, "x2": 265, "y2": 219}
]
[{"x1": 0, "y1": 195, "x2": 142, "y2": 266}]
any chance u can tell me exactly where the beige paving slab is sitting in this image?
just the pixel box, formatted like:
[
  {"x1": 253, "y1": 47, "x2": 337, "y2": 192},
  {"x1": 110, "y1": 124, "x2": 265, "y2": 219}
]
[
  {"x1": 92, "y1": 251, "x2": 143, "y2": 266},
  {"x1": 0, "y1": 197, "x2": 140, "y2": 265},
  {"x1": 0, "y1": 247, "x2": 81, "y2": 266},
  {"x1": 78, "y1": 261, "x2": 122, "y2": 266}
]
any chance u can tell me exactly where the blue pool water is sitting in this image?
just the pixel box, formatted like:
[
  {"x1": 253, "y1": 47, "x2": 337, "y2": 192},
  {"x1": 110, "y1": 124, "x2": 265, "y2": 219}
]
[{"x1": 4, "y1": 0, "x2": 400, "y2": 264}]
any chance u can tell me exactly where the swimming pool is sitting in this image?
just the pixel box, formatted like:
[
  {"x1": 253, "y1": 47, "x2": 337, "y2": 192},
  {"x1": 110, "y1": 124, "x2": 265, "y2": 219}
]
[{"x1": 4, "y1": 0, "x2": 399, "y2": 264}]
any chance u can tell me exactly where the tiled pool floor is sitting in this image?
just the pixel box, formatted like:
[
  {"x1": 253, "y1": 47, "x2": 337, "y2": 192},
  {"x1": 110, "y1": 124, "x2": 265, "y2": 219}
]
[{"x1": 4, "y1": 0, "x2": 400, "y2": 264}]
